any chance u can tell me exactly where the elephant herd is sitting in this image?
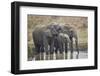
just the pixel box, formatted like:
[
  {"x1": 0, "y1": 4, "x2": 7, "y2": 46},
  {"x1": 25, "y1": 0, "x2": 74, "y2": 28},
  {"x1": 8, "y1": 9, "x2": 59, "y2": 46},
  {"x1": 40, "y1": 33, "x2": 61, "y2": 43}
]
[{"x1": 32, "y1": 23, "x2": 79, "y2": 60}]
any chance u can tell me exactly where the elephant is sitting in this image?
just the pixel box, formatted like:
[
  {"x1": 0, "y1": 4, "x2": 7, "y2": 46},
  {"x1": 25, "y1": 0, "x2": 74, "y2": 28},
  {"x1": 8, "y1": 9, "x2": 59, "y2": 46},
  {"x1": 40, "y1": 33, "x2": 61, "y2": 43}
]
[
  {"x1": 53, "y1": 32, "x2": 71, "y2": 59},
  {"x1": 60, "y1": 25, "x2": 79, "y2": 59},
  {"x1": 32, "y1": 24, "x2": 60, "y2": 60},
  {"x1": 51, "y1": 24, "x2": 79, "y2": 59}
]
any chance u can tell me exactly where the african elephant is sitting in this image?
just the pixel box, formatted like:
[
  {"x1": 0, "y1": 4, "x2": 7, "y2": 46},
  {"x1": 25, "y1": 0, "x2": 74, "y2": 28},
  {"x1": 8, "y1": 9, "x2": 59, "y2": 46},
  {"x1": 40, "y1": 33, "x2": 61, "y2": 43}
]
[
  {"x1": 60, "y1": 25, "x2": 79, "y2": 59},
  {"x1": 32, "y1": 24, "x2": 60, "y2": 60},
  {"x1": 53, "y1": 32, "x2": 71, "y2": 59}
]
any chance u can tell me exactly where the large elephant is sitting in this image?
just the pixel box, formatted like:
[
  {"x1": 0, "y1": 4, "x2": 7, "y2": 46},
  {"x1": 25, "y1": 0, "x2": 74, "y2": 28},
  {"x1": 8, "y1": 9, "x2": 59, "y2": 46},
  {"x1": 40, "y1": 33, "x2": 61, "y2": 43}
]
[
  {"x1": 61, "y1": 25, "x2": 79, "y2": 59},
  {"x1": 32, "y1": 24, "x2": 60, "y2": 60}
]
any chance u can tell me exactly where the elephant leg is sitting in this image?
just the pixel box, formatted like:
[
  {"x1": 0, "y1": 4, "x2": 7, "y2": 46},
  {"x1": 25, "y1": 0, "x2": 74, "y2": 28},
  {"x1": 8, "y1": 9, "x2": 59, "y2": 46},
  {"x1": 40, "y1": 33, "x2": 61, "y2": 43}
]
[
  {"x1": 75, "y1": 38, "x2": 79, "y2": 59},
  {"x1": 34, "y1": 45, "x2": 40, "y2": 60},
  {"x1": 50, "y1": 41, "x2": 54, "y2": 60},
  {"x1": 45, "y1": 45, "x2": 49, "y2": 60},
  {"x1": 45, "y1": 51, "x2": 49, "y2": 60},
  {"x1": 70, "y1": 38, "x2": 73, "y2": 59},
  {"x1": 53, "y1": 40, "x2": 58, "y2": 60},
  {"x1": 65, "y1": 41, "x2": 68, "y2": 59},
  {"x1": 59, "y1": 44, "x2": 63, "y2": 59},
  {"x1": 43, "y1": 38, "x2": 49, "y2": 60},
  {"x1": 40, "y1": 46, "x2": 44, "y2": 60},
  {"x1": 38, "y1": 47, "x2": 41, "y2": 60},
  {"x1": 40, "y1": 52, "x2": 44, "y2": 60},
  {"x1": 56, "y1": 51, "x2": 59, "y2": 60},
  {"x1": 55, "y1": 48, "x2": 59, "y2": 60},
  {"x1": 49, "y1": 51, "x2": 52, "y2": 60},
  {"x1": 50, "y1": 51, "x2": 53, "y2": 60}
]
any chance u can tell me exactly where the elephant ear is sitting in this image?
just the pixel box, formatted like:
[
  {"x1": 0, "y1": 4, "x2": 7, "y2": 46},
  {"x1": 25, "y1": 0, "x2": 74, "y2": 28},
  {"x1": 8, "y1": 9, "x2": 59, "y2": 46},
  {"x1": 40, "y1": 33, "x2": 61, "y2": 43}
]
[{"x1": 59, "y1": 33, "x2": 70, "y2": 41}]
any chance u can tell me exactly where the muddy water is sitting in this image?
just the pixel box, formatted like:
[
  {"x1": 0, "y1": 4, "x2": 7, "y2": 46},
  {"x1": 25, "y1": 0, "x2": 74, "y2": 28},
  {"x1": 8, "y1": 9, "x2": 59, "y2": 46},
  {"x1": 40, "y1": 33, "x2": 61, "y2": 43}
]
[{"x1": 28, "y1": 50, "x2": 88, "y2": 61}]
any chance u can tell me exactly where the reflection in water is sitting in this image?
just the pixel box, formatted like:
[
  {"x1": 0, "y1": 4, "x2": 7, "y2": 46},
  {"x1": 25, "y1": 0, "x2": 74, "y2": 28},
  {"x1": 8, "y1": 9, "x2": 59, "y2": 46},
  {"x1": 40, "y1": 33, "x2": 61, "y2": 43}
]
[{"x1": 28, "y1": 50, "x2": 88, "y2": 61}]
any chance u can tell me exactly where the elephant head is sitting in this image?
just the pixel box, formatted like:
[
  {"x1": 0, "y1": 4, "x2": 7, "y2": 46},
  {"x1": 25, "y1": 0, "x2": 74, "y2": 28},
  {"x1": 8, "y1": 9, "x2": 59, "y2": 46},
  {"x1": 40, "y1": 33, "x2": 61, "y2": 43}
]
[
  {"x1": 47, "y1": 23, "x2": 61, "y2": 36},
  {"x1": 63, "y1": 25, "x2": 79, "y2": 58}
]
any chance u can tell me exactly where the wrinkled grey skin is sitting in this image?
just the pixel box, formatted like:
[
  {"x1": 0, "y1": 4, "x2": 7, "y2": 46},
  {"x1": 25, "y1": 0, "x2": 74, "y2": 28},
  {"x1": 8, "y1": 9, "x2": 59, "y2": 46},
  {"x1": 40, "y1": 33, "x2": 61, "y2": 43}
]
[{"x1": 32, "y1": 24, "x2": 59, "y2": 59}]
